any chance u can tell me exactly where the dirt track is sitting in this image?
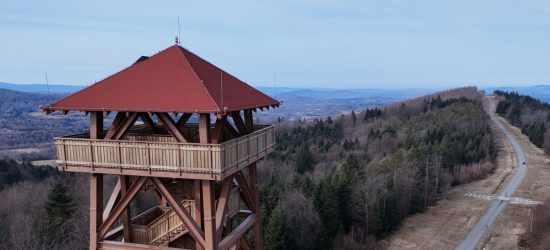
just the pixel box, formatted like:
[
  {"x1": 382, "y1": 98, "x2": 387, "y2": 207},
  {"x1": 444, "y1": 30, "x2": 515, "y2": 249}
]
[{"x1": 382, "y1": 97, "x2": 550, "y2": 250}]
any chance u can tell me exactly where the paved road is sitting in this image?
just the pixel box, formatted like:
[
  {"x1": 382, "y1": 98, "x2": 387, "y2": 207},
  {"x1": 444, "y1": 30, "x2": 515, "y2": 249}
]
[{"x1": 454, "y1": 96, "x2": 527, "y2": 250}]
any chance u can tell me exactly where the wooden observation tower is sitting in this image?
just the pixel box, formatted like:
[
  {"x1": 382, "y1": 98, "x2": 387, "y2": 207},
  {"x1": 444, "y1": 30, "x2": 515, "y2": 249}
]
[{"x1": 43, "y1": 41, "x2": 279, "y2": 250}]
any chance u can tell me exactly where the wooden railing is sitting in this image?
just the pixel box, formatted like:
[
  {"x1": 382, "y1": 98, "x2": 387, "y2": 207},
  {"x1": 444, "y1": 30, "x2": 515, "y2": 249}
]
[
  {"x1": 54, "y1": 125, "x2": 275, "y2": 176},
  {"x1": 132, "y1": 202, "x2": 194, "y2": 246},
  {"x1": 130, "y1": 188, "x2": 240, "y2": 246}
]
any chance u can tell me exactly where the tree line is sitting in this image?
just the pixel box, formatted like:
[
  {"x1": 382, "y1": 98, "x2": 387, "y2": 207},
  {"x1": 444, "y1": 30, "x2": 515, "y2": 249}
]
[{"x1": 494, "y1": 90, "x2": 550, "y2": 151}]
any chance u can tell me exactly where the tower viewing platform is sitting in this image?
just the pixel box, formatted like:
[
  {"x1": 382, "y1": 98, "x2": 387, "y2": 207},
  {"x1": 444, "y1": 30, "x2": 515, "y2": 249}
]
[{"x1": 43, "y1": 41, "x2": 278, "y2": 250}]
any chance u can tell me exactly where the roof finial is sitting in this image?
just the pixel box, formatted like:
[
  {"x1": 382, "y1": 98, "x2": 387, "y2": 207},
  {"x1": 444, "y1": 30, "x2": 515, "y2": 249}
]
[{"x1": 175, "y1": 36, "x2": 179, "y2": 45}]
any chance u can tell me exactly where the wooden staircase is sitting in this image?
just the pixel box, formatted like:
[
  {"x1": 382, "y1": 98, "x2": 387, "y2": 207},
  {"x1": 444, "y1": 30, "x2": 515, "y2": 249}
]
[{"x1": 126, "y1": 177, "x2": 240, "y2": 248}]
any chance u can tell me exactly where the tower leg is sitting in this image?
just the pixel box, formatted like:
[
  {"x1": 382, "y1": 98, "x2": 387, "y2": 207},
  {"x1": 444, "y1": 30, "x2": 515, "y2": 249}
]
[
  {"x1": 249, "y1": 164, "x2": 263, "y2": 250},
  {"x1": 90, "y1": 174, "x2": 103, "y2": 250},
  {"x1": 202, "y1": 180, "x2": 217, "y2": 250},
  {"x1": 120, "y1": 175, "x2": 133, "y2": 242},
  {"x1": 195, "y1": 179, "x2": 203, "y2": 250}
]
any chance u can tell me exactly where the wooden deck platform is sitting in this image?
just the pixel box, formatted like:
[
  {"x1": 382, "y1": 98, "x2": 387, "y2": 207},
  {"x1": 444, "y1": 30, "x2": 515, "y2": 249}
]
[{"x1": 54, "y1": 124, "x2": 275, "y2": 180}]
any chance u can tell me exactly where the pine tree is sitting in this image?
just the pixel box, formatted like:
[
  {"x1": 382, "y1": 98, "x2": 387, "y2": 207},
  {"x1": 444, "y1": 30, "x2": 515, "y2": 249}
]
[
  {"x1": 264, "y1": 203, "x2": 298, "y2": 250},
  {"x1": 296, "y1": 144, "x2": 313, "y2": 173},
  {"x1": 42, "y1": 181, "x2": 75, "y2": 245},
  {"x1": 44, "y1": 181, "x2": 75, "y2": 225},
  {"x1": 351, "y1": 110, "x2": 357, "y2": 126}
]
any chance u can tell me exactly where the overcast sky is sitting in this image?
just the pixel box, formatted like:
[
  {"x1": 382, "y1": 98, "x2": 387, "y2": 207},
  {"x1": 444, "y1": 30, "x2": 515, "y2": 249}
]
[{"x1": 0, "y1": 1, "x2": 549, "y2": 89}]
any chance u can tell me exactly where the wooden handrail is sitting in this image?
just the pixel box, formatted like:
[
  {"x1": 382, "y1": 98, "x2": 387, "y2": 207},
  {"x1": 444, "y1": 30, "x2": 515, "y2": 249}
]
[{"x1": 54, "y1": 124, "x2": 276, "y2": 176}]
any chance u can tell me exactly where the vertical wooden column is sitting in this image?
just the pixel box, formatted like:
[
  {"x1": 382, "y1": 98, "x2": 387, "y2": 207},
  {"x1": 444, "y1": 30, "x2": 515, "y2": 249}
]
[
  {"x1": 120, "y1": 175, "x2": 133, "y2": 242},
  {"x1": 90, "y1": 174, "x2": 104, "y2": 250},
  {"x1": 202, "y1": 180, "x2": 217, "y2": 250},
  {"x1": 196, "y1": 112, "x2": 211, "y2": 249},
  {"x1": 194, "y1": 179, "x2": 203, "y2": 250},
  {"x1": 90, "y1": 111, "x2": 104, "y2": 139},
  {"x1": 199, "y1": 113, "x2": 212, "y2": 143},
  {"x1": 249, "y1": 163, "x2": 263, "y2": 250}
]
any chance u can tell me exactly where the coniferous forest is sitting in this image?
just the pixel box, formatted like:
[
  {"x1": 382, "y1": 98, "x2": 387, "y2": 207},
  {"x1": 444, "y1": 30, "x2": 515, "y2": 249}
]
[
  {"x1": 494, "y1": 90, "x2": 550, "y2": 151},
  {"x1": 258, "y1": 87, "x2": 495, "y2": 249},
  {"x1": 0, "y1": 87, "x2": 496, "y2": 249}
]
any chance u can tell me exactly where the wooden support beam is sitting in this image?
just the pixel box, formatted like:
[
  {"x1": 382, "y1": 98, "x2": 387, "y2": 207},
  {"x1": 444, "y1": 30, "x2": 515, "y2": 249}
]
[
  {"x1": 234, "y1": 210, "x2": 252, "y2": 218},
  {"x1": 98, "y1": 177, "x2": 148, "y2": 240},
  {"x1": 234, "y1": 171, "x2": 257, "y2": 213},
  {"x1": 112, "y1": 112, "x2": 139, "y2": 140},
  {"x1": 249, "y1": 163, "x2": 263, "y2": 250},
  {"x1": 120, "y1": 175, "x2": 133, "y2": 243},
  {"x1": 90, "y1": 111, "x2": 104, "y2": 139},
  {"x1": 224, "y1": 122, "x2": 239, "y2": 138},
  {"x1": 199, "y1": 113, "x2": 211, "y2": 144},
  {"x1": 151, "y1": 177, "x2": 206, "y2": 249},
  {"x1": 230, "y1": 112, "x2": 247, "y2": 135},
  {"x1": 156, "y1": 113, "x2": 188, "y2": 143},
  {"x1": 151, "y1": 189, "x2": 163, "y2": 205},
  {"x1": 202, "y1": 180, "x2": 217, "y2": 250},
  {"x1": 211, "y1": 116, "x2": 227, "y2": 144},
  {"x1": 218, "y1": 214, "x2": 257, "y2": 250},
  {"x1": 216, "y1": 175, "x2": 233, "y2": 243},
  {"x1": 244, "y1": 109, "x2": 254, "y2": 133},
  {"x1": 105, "y1": 112, "x2": 126, "y2": 140},
  {"x1": 239, "y1": 235, "x2": 253, "y2": 250},
  {"x1": 176, "y1": 113, "x2": 193, "y2": 127},
  {"x1": 103, "y1": 178, "x2": 121, "y2": 222},
  {"x1": 139, "y1": 113, "x2": 155, "y2": 128},
  {"x1": 90, "y1": 174, "x2": 104, "y2": 250},
  {"x1": 194, "y1": 179, "x2": 203, "y2": 250}
]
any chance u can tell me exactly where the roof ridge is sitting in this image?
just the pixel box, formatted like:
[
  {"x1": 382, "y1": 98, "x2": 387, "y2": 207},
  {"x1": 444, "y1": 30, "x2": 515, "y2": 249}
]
[
  {"x1": 176, "y1": 46, "x2": 221, "y2": 112},
  {"x1": 178, "y1": 46, "x2": 258, "y2": 93}
]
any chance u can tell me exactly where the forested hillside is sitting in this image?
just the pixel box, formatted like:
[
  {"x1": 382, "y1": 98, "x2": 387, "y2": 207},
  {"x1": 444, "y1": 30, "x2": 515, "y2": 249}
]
[
  {"x1": 0, "y1": 89, "x2": 90, "y2": 161},
  {"x1": 494, "y1": 90, "x2": 550, "y2": 152},
  {"x1": 258, "y1": 86, "x2": 495, "y2": 249},
  {"x1": 0, "y1": 86, "x2": 495, "y2": 250}
]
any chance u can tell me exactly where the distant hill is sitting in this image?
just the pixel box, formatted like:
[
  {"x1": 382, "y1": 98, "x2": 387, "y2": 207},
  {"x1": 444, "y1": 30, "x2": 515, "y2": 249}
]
[
  {"x1": 0, "y1": 82, "x2": 84, "y2": 93},
  {"x1": 484, "y1": 85, "x2": 550, "y2": 103}
]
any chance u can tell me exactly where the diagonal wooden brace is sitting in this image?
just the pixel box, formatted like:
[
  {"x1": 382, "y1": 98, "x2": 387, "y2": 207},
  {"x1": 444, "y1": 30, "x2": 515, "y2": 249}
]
[
  {"x1": 234, "y1": 171, "x2": 257, "y2": 213},
  {"x1": 151, "y1": 177, "x2": 206, "y2": 249},
  {"x1": 97, "y1": 176, "x2": 148, "y2": 240},
  {"x1": 216, "y1": 175, "x2": 233, "y2": 242}
]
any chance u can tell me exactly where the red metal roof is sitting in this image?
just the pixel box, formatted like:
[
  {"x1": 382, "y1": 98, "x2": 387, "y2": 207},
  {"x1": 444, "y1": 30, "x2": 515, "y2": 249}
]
[{"x1": 43, "y1": 45, "x2": 279, "y2": 114}]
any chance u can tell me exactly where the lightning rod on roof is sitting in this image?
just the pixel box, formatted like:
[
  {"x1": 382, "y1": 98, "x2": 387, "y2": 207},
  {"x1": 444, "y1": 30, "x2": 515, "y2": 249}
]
[
  {"x1": 221, "y1": 71, "x2": 224, "y2": 111},
  {"x1": 178, "y1": 16, "x2": 181, "y2": 45},
  {"x1": 45, "y1": 73, "x2": 51, "y2": 105},
  {"x1": 274, "y1": 75, "x2": 277, "y2": 100}
]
